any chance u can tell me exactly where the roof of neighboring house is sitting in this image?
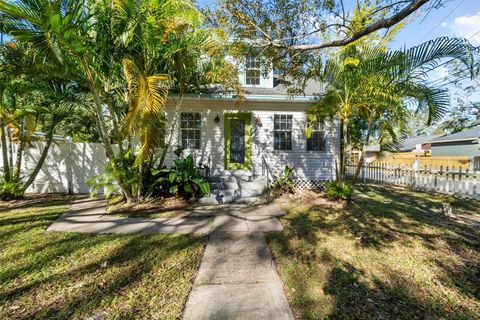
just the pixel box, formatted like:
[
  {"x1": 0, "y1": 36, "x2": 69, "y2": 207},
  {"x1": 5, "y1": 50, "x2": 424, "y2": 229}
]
[
  {"x1": 430, "y1": 126, "x2": 480, "y2": 144},
  {"x1": 366, "y1": 135, "x2": 442, "y2": 153}
]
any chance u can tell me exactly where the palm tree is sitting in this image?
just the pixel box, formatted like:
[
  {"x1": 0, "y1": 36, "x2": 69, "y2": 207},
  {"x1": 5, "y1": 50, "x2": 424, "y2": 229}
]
[{"x1": 309, "y1": 37, "x2": 477, "y2": 182}]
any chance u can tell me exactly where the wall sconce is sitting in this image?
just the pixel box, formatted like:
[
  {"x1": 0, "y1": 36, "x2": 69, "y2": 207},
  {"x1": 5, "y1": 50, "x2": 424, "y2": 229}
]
[
  {"x1": 214, "y1": 114, "x2": 220, "y2": 123},
  {"x1": 255, "y1": 115, "x2": 262, "y2": 126}
]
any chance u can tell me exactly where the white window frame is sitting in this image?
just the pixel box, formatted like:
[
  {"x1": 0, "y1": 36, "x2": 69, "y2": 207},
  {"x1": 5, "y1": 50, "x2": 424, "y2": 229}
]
[
  {"x1": 273, "y1": 114, "x2": 293, "y2": 151},
  {"x1": 245, "y1": 56, "x2": 261, "y2": 86},
  {"x1": 180, "y1": 112, "x2": 201, "y2": 150}
]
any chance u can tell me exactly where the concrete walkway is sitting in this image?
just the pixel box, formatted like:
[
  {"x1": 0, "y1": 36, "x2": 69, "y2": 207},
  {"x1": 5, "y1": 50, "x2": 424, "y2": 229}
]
[
  {"x1": 183, "y1": 232, "x2": 294, "y2": 320},
  {"x1": 47, "y1": 196, "x2": 294, "y2": 319},
  {"x1": 47, "y1": 196, "x2": 284, "y2": 234}
]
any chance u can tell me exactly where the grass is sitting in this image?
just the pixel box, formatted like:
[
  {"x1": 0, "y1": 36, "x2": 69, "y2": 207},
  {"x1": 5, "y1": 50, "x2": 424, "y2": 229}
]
[
  {"x1": 0, "y1": 195, "x2": 206, "y2": 319},
  {"x1": 269, "y1": 184, "x2": 480, "y2": 320}
]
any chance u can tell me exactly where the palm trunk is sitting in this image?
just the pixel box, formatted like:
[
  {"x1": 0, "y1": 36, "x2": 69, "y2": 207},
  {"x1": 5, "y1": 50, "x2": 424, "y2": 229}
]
[
  {"x1": 158, "y1": 94, "x2": 184, "y2": 168},
  {"x1": 22, "y1": 128, "x2": 55, "y2": 191},
  {"x1": 0, "y1": 117, "x2": 10, "y2": 182},
  {"x1": 331, "y1": 119, "x2": 339, "y2": 180},
  {"x1": 137, "y1": 161, "x2": 144, "y2": 199},
  {"x1": 14, "y1": 115, "x2": 25, "y2": 181},
  {"x1": 339, "y1": 118, "x2": 348, "y2": 181},
  {"x1": 353, "y1": 111, "x2": 376, "y2": 183},
  {"x1": 79, "y1": 57, "x2": 133, "y2": 201}
]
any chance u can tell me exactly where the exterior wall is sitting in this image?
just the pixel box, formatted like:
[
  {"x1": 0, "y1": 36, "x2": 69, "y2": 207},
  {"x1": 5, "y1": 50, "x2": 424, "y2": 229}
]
[
  {"x1": 164, "y1": 98, "x2": 339, "y2": 181},
  {"x1": 431, "y1": 141, "x2": 480, "y2": 157}
]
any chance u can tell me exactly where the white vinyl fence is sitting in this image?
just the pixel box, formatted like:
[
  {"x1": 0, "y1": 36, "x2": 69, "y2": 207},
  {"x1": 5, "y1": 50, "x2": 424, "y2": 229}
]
[
  {"x1": 0, "y1": 141, "x2": 107, "y2": 194},
  {"x1": 346, "y1": 163, "x2": 480, "y2": 199}
]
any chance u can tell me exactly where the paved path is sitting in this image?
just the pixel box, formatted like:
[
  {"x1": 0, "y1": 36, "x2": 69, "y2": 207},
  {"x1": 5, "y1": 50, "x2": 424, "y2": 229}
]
[
  {"x1": 47, "y1": 196, "x2": 284, "y2": 234},
  {"x1": 47, "y1": 196, "x2": 294, "y2": 319},
  {"x1": 183, "y1": 232, "x2": 294, "y2": 320}
]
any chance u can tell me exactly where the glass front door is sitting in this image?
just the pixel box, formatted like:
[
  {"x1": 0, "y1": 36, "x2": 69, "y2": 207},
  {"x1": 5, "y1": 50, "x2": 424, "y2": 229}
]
[{"x1": 225, "y1": 113, "x2": 251, "y2": 169}]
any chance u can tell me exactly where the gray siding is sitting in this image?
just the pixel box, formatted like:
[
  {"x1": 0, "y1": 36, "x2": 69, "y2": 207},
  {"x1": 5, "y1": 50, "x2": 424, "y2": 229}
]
[{"x1": 431, "y1": 140, "x2": 480, "y2": 157}]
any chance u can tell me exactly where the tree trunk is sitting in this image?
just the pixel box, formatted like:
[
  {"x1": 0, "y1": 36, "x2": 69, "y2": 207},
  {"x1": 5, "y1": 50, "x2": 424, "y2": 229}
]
[
  {"x1": 0, "y1": 117, "x2": 10, "y2": 182},
  {"x1": 137, "y1": 161, "x2": 144, "y2": 199},
  {"x1": 79, "y1": 57, "x2": 133, "y2": 201},
  {"x1": 22, "y1": 128, "x2": 55, "y2": 191},
  {"x1": 331, "y1": 119, "x2": 339, "y2": 180},
  {"x1": 339, "y1": 118, "x2": 348, "y2": 181},
  {"x1": 14, "y1": 115, "x2": 25, "y2": 181},
  {"x1": 158, "y1": 95, "x2": 184, "y2": 168},
  {"x1": 353, "y1": 111, "x2": 376, "y2": 183}
]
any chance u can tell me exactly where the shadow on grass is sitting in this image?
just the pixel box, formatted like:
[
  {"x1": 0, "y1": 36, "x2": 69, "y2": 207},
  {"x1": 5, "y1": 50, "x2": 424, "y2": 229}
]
[
  {"x1": 0, "y1": 197, "x2": 205, "y2": 319},
  {"x1": 270, "y1": 184, "x2": 480, "y2": 319}
]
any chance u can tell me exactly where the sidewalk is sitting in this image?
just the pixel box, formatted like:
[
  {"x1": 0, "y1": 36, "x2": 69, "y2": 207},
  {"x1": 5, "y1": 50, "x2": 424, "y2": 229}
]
[
  {"x1": 183, "y1": 232, "x2": 294, "y2": 319},
  {"x1": 47, "y1": 196, "x2": 284, "y2": 234}
]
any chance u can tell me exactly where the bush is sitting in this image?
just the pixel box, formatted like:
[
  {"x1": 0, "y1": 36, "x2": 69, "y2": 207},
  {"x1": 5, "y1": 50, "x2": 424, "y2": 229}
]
[
  {"x1": 167, "y1": 155, "x2": 210, "y2": 198},
  {"x1": 271, "y1": 165, "x2": 296, "y2": 197},
  {"x1": 0, "y1": 180, "x2": 25, "y2": 200},
  {"x1": 324, "y1": 180, "x2": 354, "y2": 200}
]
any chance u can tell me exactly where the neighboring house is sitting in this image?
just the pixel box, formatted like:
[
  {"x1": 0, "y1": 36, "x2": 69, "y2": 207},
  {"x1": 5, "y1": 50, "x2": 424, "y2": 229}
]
[
  {"x1": 364, "y1": 135, "x2": 442, "y2": 162},
  {"x1": 164, "y1": 56, "x2": 339, "y2": 203},
  {"x1": 430, "y1": 127, "x2": 480, "y2": 157}
]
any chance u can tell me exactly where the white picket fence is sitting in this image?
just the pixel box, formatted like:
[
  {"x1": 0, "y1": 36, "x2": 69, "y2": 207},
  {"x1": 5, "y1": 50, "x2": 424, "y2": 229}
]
[{"x1": 346, "y1": 163, "x2": 480, "y2": 199}]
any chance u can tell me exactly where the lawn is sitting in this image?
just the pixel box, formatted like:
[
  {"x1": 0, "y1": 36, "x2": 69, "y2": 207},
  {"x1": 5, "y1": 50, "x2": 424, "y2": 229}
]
[
  {"x1": 269, "y1": 185, "x2": 480, "y2": 320},
  {"x1": 0, "y1": 195, "x2": 206, "y2": 320}
]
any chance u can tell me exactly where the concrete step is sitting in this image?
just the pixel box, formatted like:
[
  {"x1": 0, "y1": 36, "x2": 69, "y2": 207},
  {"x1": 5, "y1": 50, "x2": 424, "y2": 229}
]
[
  {"x1": 210, "y1": 189, "x2": 238, "y2": 197},
  {"x1": 240, "y1": 189, "x2": 266, "y2": 198},
  {"x1": 220, "y1": 170, "x2": 254, "y2": 177},
  {"x1": 198, "y1": 194, "x2": 240, "y2": 205}
]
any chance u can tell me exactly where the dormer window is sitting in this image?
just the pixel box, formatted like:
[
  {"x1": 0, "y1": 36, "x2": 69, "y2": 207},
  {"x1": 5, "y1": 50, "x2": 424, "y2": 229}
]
[{"x1": 245, "y1": 56, "x2": 261, "y2": 85}]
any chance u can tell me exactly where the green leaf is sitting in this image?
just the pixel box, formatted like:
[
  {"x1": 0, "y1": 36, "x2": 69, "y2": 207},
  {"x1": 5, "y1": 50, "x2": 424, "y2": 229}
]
[
  {"x1": 169, "y1": 172, "x2": 178, "y2": 183},
  {"x1": 169, "y1": 185, "x2": 178, "y2": 194},
  {"x1": 183, "y1": 183, "x2": 192, "y2": 193}
]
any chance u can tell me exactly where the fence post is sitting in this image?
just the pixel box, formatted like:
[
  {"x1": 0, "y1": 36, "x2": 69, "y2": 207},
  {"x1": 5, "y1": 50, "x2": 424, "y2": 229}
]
[{"x1": 65, "y1": 137, "x2": 74, "y2": 194}]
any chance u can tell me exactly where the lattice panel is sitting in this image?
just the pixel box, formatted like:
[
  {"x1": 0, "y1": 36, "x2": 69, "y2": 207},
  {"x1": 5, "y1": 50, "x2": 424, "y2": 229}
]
[{"x1": 292, "y1": 180, "x2": 327, "y2": 190}]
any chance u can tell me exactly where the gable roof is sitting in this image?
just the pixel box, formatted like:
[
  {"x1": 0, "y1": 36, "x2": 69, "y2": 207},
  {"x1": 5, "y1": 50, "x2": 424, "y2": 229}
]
[{"x1": 430, "y1": 127, "x2": 480, "y2": 144}]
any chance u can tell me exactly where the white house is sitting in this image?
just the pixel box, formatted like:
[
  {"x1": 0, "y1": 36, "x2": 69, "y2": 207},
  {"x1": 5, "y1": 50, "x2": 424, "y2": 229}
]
[{"x1": 164, "y1": 56, "x2": 340, "y2": 203}]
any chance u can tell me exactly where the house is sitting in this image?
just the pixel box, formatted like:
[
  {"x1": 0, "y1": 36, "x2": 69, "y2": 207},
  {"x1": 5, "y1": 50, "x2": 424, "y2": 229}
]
[
  {"x1": 429, "y1": 127, "x2": 480, "y2": 157},
  {"x1": 164, "y1": 56, "x2": 339, "y2": 203},
  {"x1": 363, "y1": 135, "x2": 442, "y2": 162}
]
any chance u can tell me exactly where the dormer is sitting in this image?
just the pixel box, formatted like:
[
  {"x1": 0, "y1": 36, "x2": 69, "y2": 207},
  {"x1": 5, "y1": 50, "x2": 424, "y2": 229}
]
[{"x1": 237, "y1": 55, "x2": 274, "y2": 88}]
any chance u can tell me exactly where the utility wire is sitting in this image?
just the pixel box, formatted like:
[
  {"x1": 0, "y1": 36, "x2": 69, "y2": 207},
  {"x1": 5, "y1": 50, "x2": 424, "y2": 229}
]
[{"x1": 419, "y1": 0, "x2": 466, "y2": 42}]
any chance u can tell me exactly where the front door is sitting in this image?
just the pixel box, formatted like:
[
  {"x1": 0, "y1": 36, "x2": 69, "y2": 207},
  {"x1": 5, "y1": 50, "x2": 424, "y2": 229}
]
[{"x1": 224, "y1": 113, "x2": 252, "y2": 170}]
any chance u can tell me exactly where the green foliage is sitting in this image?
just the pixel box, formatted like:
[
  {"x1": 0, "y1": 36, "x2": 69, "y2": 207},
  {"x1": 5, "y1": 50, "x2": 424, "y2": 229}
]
[
  {"x1": 0, "y1": 179, "x2": 24, "y2": 200},
  {"x1": 271, "y1": 165, "x2": 296, "y2": 197},
  {"x1": 168, "y1": 155, "x2": 210, "y2": 198},
  {"x1": 324, "y1": 180, "x2": 354, "y2": 201}
]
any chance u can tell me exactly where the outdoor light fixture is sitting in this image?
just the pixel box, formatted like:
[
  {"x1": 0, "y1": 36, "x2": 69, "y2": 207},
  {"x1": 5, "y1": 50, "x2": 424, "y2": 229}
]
[
  {"x1": 214, "y1": 114, "x2": 220, "y2": 123},
  {"x1": 255, "y1": 115, "x2": 262, "y2": 126}
]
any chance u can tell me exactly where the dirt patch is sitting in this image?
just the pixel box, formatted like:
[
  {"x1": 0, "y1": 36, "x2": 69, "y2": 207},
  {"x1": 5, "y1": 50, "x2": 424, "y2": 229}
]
[
  {"x1": 108, "y1": 196, "x2": 195, "y2": 218},
  {"x1": 274, "y1": 189, "x2": 346, "y2": 210}
]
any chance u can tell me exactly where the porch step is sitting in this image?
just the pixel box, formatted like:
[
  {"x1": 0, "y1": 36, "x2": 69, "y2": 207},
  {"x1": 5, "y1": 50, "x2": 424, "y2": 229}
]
[{"x1": 202, "y1": 173, "x2": 269, "y2": 205}]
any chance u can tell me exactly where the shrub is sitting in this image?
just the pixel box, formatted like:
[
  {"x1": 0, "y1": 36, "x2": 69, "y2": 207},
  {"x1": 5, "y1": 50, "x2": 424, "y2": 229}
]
[
  {"x1": 168, "y1": 155, "x2": 210, "y2": 198},
  {"x1": 0, "y1": 180, "x2": 25, "y2": 200},
  {"x1": 324, "y1": 180, "x2": 354, "y2": 200},
  {"x1": 271, "y1": 165, "x2": 296, "y2": 197}
]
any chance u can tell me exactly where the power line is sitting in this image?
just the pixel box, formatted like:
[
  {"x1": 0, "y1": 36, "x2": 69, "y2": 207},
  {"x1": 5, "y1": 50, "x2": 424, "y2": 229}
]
[{"x1": 419, "y1": 0, "x2": 466, "y2": 42}]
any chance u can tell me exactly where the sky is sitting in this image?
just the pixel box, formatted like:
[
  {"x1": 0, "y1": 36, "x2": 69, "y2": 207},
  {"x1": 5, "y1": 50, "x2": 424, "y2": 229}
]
[{"x1": 197, "y1": 0, "x2": 480, "y2": 107}]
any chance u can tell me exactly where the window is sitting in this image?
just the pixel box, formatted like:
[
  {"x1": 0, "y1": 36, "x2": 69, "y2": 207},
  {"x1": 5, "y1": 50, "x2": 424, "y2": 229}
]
[
  {"x1": 245, "y1": 56, "x2": 261, "y2": 85},
  {"x1": 180, "y1": 112, "x2": 201, "y2": 149},
  {"x1": 307, "y1": 121, "x2": 326, "y2": 151},
  {"x1": 274, "y1": 114, "x2": 292, "y2": 150}
]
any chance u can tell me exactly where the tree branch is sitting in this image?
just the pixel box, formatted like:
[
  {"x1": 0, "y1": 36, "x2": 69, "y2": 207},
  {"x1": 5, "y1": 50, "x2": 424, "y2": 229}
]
[{"x1": 269, "y1": 0, "x2": 429, "y2": 52}]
